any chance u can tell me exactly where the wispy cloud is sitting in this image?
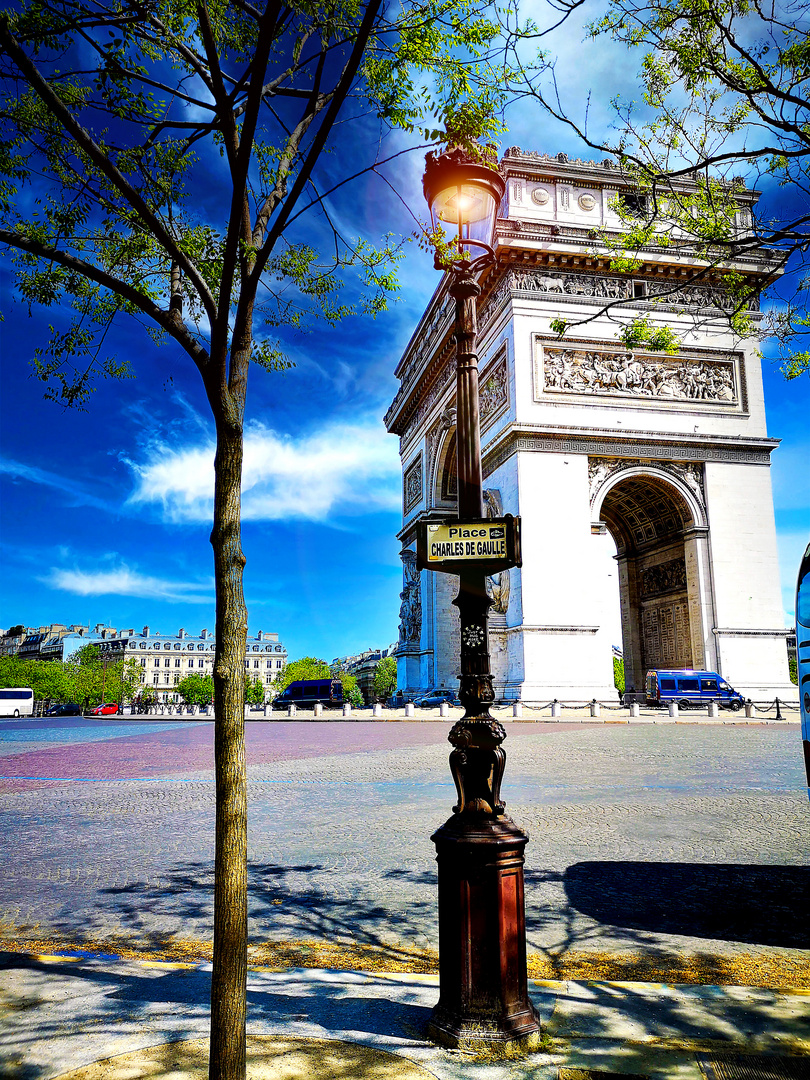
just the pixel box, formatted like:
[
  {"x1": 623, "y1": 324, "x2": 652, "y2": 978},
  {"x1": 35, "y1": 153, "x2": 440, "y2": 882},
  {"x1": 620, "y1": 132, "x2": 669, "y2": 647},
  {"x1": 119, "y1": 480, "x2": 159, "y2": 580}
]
[
  {"x1": 124, "y1": 418, "x2": 402, "y2": 524},
  {"x1": 0, "y1": 457, "x2": 111, "y2": 511},
  {"x1": 41, "y1": 563, "x2": 213, "y2": 603}
]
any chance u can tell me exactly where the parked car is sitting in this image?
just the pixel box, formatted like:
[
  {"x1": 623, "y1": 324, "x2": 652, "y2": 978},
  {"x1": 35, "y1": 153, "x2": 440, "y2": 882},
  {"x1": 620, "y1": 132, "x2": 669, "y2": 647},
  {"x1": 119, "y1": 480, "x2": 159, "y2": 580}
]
[
  {"x1": 87, "y1": 702, "x2": 119, "y2": 716},
  {"x1": 46, "y1": 703, "x2": 82, "y2": 716},
  {"x1": 416, "y1": 690, "x2": 460, "y2": 708}
]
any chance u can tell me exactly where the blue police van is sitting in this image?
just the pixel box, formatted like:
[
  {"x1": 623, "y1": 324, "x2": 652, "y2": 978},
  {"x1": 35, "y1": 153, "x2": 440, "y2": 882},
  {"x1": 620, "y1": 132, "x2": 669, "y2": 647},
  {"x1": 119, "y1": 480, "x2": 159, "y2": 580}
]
[{"x1": 645, "y1": 669, "x2": 744, "y2": 710}]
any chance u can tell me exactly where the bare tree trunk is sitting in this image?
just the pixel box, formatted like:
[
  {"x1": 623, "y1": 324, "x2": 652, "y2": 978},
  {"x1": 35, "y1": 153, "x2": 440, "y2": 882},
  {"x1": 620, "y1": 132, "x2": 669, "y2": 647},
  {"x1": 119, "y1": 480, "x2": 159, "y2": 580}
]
[{"x1": 209, "y1": 408, "x2": 248, "y2": 1080}]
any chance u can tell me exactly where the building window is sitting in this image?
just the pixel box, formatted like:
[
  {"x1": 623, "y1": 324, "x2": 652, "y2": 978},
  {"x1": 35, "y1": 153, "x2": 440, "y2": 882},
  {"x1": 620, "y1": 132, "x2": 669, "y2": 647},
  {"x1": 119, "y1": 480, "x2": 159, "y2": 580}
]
[
  {"x1": 188, "y1": 659, "x2": 194, "y2": 667},
  {"x1": 276, "y1": 659, "x2": 282, "y2": 668},
  {"x1": 266, "y1": 660, "x2": 272, "y2": 669},
  {"x1": 140, "y1": 659, "x2": 147, "y2": 667},
  {"x1": 199, "y1": 659, "x2": 205, "y2": 668},
  {"x1": 165, "y1": 658, "x2": 171, "y2": 667},
  {"x1": 197, "y1": 644, "x2": 204, "y2": 650},
  {"x1": 154, "y1": 658, "x2": 160, "y2": 667},
  {"x1": 254, "y1": 660, "x2": 260, "y2": 668},
  {"x1": 175, "y1": 658, "x2": 181, "y2": 667}
]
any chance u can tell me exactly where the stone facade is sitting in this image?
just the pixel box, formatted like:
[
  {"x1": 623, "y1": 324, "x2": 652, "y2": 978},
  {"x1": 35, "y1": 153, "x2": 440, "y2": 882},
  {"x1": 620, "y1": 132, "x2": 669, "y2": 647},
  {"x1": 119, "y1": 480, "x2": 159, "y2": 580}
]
[{"x1": 385, "y1": 149, "x2": 792, "y2": 701}]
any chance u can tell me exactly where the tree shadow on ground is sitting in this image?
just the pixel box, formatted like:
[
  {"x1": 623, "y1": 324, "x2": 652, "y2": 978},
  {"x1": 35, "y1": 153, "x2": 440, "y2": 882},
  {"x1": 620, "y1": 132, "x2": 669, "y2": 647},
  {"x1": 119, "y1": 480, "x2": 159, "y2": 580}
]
[{"x1": 562, "y1": 862, "x2": 810, "y2": 949}]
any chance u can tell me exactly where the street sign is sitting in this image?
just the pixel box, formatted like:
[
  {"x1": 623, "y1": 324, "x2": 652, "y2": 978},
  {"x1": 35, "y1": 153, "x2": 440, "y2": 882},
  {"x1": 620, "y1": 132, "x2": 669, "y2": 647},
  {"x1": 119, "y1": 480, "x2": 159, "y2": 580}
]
[{"x1": 416, "y1": 515, "x2": 521, "y2": 575}]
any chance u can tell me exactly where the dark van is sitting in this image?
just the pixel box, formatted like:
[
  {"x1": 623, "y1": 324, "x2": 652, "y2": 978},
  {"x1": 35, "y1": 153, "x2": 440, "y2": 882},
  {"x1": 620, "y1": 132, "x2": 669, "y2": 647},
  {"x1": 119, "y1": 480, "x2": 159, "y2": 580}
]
[
  {"x1": 272, "y1": 679, "x2": 344, "y2": 711},
  {"x1": 646, "y1": 669, "x2": 744, "y2": 710}
]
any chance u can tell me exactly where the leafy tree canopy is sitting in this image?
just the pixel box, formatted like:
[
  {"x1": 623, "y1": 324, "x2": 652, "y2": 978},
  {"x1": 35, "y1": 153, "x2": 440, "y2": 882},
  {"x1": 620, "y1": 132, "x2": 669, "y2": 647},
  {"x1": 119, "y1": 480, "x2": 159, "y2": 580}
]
[
  {"x1": 373, "y1": 654, "x2": 397, "y2": 699},
  {"x1": 273, "y1": 656, "x2": 331, "y2": 692},
  {"x1": 178, "y1": 672, "x2": 215, "y2": 706},
  {"x1": 516, "y1": 0, "x2": 810, "y2": 376}
]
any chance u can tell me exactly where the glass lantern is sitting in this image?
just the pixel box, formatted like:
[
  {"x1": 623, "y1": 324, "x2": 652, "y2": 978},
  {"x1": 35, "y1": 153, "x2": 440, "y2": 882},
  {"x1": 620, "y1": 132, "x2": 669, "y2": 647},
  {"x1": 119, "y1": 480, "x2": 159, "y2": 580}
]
[{"x1": 423, "y1": 147, "x2": 505, "y2": 268}]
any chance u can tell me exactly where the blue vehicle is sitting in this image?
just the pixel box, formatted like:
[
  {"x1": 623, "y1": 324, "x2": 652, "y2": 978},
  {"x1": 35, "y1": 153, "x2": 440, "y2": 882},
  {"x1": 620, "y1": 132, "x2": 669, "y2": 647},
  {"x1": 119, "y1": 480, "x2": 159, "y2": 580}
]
[
  {"x1": 796, "y1": 541, "x2": 810, "y2": 801},
  {"x1": 271, "y1": 679, "x2": 344, "y2": 711},
  {"x1": 645, "y1": 669, "x2": 744, "y2": 710}
]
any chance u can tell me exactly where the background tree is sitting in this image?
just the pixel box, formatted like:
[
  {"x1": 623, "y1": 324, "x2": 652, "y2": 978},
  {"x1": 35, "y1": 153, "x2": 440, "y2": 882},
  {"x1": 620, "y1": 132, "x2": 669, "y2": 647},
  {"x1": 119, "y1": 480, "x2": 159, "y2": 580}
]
[
  {"x1": 244, "y1": 674, "x2": 265, "y2": 705},
  {"x1": 336, "y1": 670, "x2": 364, "y2": 707},
  {"x1": 0, "y1": 2, "x2": 537, "y2": 1075},
  {"x1": 513, "y1": 0, "x2": 810, "y2": 375},
  {"x1": 178, "y1": 672, "x2": 215, "y2": 706},
  {"x1": 273, "y1": 656, "x2": 332, "y2": 692},
  {"x1": 373, "y1": 655, "x2": 397, "y2": 701}
]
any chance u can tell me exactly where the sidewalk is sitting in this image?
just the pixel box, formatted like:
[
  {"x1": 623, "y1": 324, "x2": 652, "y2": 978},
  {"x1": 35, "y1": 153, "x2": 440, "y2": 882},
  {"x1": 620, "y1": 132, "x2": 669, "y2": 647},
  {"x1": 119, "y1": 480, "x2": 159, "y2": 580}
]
[{"x1": 1, "y1": 950, "x2": 808, "y2": 1079}]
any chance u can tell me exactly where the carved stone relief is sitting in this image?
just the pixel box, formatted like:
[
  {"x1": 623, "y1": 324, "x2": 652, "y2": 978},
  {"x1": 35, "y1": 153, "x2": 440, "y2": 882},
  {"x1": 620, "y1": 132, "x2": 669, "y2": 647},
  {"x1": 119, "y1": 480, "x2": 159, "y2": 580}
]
[
  {"x1": 480, "y1": 357, "x2": 509, "y2": 426},
  {"x1": 588, "y1": 458, "x2": 706, "y2": 514},
  {"x1": 403, "y1": 454, "x2": 423, "y2": 513},
  {"x1": 531, "y1": 186, "x2": 550, "y2": 205},
  {"x1": 578, "y1": 193, "x2": 596, "y2": 211},
  {"x1": 641, "y1": 558, "x2": 687, "y2": 598},
  {"x1": 544, "y1": 347, "x2": 736, "y2": 404},
  {"x1": 507, "y1": 267, "x2": 758, "y2": 311},
  {"x1": 484, "y1": 489, "x2": 510, "y2": 615},
  {"x1": 398, "y1": 549, "x2": 422, "y2": 644}
]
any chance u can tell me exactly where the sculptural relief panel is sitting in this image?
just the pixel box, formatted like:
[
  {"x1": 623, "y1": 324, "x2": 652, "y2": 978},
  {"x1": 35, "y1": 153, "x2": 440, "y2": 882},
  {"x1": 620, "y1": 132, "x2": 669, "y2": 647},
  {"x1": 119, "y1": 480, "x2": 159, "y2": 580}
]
[
  {"x1": 403, "y1": 454, "x2": 423, "y2": 514},
  {"x1": 398, "y1": 550, "x2": 422, "y2": 646},
  {"x1": 541, "y1": 346, "x2": 736, "y2": 405}
]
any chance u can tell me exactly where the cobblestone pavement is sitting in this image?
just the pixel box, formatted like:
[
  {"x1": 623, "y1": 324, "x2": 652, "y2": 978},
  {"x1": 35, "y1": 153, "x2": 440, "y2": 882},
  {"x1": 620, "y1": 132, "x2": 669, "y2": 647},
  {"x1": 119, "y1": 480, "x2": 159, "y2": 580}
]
[{"x1": 1, "y1": 717, "x2": 807, "y2": 969}]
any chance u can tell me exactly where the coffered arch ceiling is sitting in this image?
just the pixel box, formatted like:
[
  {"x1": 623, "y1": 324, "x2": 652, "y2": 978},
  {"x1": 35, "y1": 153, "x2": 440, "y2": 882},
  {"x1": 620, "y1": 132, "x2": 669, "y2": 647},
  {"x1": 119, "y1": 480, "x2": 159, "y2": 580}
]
[{"x1": 600, "y1": 475, "x2": 694, "y2": 555}]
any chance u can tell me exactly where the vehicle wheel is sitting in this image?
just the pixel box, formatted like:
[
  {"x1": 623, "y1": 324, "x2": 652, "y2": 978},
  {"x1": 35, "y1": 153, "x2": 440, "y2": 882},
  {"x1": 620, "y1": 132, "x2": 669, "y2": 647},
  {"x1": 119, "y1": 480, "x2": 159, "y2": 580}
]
[
  {"x1": 678, "y1": 699, "x2": 691, "y2": 710},
  {"x1": 727, "y1": 700, "x2": 742, "y2": 712}
]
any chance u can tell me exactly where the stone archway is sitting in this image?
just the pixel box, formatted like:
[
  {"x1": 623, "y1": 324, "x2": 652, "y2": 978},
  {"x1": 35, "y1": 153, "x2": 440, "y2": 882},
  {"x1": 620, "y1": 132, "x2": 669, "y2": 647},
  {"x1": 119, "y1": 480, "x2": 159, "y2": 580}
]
[{"x1": 593, "y1": 466, "x2": 715, "y2": 696}]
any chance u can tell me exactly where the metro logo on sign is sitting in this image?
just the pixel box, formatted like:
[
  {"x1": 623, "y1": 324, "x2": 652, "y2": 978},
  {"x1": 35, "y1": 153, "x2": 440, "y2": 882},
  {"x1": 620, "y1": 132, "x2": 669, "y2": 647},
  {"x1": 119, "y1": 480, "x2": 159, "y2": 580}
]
[{"x1": 416, "y1": 515, "x2": 521, "y2": 575}]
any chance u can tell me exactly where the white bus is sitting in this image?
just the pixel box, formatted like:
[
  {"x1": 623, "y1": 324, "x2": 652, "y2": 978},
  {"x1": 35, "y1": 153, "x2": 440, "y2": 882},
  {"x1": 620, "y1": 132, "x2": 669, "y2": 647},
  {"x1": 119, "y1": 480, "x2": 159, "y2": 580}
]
[{"x1": 0, "y1": 688, "x2": 35, "y2": 717}]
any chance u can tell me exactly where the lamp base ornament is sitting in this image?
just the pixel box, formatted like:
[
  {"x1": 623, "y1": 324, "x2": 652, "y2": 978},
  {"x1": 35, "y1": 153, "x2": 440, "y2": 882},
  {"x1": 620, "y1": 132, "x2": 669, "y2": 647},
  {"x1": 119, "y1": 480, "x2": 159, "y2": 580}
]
[{"x1": 428, "y1": 813, "x2": 542, "y2": 1049}]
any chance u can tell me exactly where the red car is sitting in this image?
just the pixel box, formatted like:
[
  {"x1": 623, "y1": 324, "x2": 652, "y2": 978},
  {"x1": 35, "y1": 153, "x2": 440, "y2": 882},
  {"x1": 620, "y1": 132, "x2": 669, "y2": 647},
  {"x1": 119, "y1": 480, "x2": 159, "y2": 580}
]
[{"x1": 88, "y1": 703, "x2": 119, "y2": 716}]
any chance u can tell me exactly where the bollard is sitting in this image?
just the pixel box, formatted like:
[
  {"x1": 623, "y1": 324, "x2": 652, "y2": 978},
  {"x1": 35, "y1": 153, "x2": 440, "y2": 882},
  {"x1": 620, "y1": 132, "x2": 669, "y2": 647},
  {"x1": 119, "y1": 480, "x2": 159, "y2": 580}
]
[
  {"x1": 775, "y1": 697, "x2": 783, "y2": 721},
  {"x1": 590, "y1": 699, "x2": 601, "y2": 718},
  {"x1": 630, "y1": 703, "x2": 640, "y2": 718},
  {"x1": 745, "y1": 700, "x2": 756, "y2": 718},
  {"x1": 512, "y1": 701, "x2": 523, "y2": 718},
  {"x1": 708, "y1": 702, "x2": 719, "y2": 718},
  {"x1": 373, "y1": 703, "x2": 382, "y2": 718},
  {"x1": 551, "y1": 699, "x2": 561, "y2": 718},
  {"x1": 314, "y1": 702, "x2": 323, "y2": 718},
  {"x1": 405, "y1": 702, "x2": 415, "y2": 718},
  {"x1": 668, "y1": 701, "x2": 679, "y2": 718},
  {"x1": 264, "y1": 704, "x2": 271, "y2": 718},
  {"x1": 439, "y1": 702, "x2": 449, "y2": 717},
  {"x1": 288, "y1": 703, "x2": 296, "y2": 718},
  {"x1": 343, "y1": 703, "x2": 352, "y2": 718}
]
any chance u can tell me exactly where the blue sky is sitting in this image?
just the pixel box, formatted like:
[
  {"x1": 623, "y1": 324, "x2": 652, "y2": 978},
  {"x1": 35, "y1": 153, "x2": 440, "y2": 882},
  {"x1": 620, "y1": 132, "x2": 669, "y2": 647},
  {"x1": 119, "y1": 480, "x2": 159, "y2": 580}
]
[{"x1": 1, "y1": 4, "x2": 808, "y2": 660}]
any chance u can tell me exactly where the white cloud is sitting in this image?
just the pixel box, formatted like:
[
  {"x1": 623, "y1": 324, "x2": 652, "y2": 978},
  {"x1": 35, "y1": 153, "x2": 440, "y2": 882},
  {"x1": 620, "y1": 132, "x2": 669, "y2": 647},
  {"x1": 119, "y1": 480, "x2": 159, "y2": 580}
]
[
  {"x1": 41, "y1": 563, "x2": 213, "y2": 603},
  {"x1": 125, "y1": 418, "x2": 402, "y2": 524}
]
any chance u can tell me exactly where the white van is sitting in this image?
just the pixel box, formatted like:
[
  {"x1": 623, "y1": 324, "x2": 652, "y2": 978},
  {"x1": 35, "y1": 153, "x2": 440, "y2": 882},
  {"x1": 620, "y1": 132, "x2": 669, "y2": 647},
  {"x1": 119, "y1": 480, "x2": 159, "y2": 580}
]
[{"x1": 0, "y1": 687, "x2": 35, "y2": 717}]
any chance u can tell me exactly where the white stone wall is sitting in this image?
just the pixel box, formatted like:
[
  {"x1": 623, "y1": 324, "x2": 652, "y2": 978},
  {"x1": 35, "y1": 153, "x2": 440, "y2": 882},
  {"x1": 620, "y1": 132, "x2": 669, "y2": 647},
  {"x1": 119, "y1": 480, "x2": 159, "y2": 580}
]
[{"x1": 704, "y1": 461, "x2": 792, "y2": 696}]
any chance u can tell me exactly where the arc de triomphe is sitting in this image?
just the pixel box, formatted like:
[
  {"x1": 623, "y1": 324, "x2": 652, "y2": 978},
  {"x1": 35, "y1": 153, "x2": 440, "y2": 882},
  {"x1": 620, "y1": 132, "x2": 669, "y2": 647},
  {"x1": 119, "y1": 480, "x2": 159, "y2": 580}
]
[{"x1": 384, "y1": 148, "x2": 793, "y2": 701}]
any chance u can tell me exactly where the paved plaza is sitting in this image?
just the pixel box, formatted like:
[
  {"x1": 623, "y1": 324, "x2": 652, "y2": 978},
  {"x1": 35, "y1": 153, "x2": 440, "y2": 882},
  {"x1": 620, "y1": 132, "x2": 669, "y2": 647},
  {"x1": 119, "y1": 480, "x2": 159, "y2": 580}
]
[{"x1": 1, "y1": 715, "x2": 807, "y2": 972}]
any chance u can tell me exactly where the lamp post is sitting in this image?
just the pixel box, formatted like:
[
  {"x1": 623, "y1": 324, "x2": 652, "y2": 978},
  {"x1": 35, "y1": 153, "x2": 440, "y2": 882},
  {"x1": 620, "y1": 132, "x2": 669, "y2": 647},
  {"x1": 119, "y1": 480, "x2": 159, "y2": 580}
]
[{"x1": 421, "y1": 147, "x2": 541, "y2": 1049}]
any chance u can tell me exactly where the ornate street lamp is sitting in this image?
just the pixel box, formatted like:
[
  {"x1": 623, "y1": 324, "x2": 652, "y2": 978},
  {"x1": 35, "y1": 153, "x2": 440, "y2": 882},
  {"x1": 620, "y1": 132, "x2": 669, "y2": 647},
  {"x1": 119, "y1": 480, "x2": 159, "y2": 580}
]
[{"x1": 420, "y1": 147, "x2": 541, "y2": 1049}]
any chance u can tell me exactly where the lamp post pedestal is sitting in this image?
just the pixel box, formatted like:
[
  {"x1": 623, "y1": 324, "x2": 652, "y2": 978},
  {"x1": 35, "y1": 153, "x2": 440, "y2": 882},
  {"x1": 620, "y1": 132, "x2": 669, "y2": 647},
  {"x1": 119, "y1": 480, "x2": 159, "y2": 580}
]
[{"x1": 428, "y1": 811, "x2": 541, "y2": 1049}]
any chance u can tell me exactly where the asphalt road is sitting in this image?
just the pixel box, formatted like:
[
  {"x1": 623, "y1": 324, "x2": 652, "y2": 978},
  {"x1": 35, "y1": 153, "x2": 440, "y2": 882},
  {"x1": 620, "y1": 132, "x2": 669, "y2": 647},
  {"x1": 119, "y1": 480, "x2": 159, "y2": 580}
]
[{"x1": 1, "y1": 718, "x2": 808, "y2": 968}]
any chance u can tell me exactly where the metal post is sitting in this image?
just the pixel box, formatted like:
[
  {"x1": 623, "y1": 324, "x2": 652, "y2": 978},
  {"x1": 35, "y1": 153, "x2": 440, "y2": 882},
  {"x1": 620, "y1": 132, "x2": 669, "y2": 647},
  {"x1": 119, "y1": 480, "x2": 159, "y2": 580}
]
[{"x1": 428, "y1": 265, "x2": 541, "y2": 1051}]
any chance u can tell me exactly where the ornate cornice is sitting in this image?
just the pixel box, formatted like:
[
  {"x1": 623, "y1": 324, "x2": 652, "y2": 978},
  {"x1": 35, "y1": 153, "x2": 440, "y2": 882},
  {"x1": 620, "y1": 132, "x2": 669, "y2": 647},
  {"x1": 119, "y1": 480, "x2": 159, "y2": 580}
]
[{"x1": 481, "y1": 424, "x2": 779, "y2": 477}]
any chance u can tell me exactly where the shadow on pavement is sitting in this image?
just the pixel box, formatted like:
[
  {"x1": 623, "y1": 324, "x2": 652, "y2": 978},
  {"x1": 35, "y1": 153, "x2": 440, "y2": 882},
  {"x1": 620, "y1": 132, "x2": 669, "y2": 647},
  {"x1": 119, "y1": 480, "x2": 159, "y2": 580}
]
[{"x1": 562, "y1": 862, "x2": 810, "y2": 949}]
